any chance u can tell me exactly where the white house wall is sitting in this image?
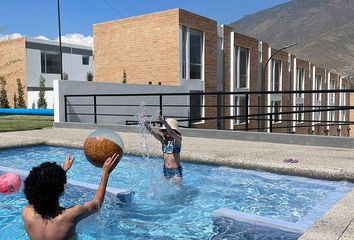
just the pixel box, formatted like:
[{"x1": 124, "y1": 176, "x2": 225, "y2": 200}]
[{"x1": 27, "y1": 90, "x2": 54, "y2": 109}]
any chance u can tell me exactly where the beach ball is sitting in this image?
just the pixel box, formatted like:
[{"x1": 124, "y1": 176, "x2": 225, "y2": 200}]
[
  {"x1": 83, "y1": 128, "x2": 125, "y2": 168},
  {"x1": 0, "y1": 173, "x2": 22, "y2": 195}
]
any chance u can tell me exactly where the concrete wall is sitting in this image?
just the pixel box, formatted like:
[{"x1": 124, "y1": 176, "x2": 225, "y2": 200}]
[
  {"x1": 54, "y1": 80, "x2": 189, "y2": 126},
  {"x1": 28, "y1": 90, "x2": 54, "y2": 109},
  {"x1": 0, "y1": 38, "x2": 27, "y2": 107}
]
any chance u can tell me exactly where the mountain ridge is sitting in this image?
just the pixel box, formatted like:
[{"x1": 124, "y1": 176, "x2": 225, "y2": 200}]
[{"x1": 230, "y1": 0, "x2": 354, "y2": 81}]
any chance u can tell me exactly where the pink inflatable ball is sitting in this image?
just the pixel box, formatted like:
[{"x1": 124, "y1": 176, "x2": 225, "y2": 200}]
[{"x1": 0, "y1": 173, "x2": 22, "y2": 195}]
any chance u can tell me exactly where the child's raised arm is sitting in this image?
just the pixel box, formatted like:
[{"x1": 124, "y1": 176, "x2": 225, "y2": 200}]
[{"x1": 144, "y1": 121, "x2": 164, "y2": 143}]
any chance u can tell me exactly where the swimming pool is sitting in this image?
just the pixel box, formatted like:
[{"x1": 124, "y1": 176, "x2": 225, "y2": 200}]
[{"x1": 0, "y1": 146, "x2": 352, "y2": 239}]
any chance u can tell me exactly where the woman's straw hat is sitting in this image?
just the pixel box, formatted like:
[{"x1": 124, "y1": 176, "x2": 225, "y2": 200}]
[{"x1": 160, "y1": 118, "x2": 180, "y2": 134}]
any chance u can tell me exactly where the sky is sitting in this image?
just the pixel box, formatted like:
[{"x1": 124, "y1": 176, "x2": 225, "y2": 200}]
[{"x1": 0, "y1": 0, "x2": 289, "y2": 46}]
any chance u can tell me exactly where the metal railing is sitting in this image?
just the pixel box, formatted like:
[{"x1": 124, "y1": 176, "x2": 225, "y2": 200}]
[{"x1": 64, "y1": 89, "x2": 354, "y2": 135}]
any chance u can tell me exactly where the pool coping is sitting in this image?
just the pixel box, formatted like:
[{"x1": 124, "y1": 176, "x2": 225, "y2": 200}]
[{"x1": 0, "y1": 128, "x2": 353, "y2": 239}]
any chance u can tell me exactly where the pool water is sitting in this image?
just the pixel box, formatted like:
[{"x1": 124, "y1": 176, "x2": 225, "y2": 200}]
[{"x1": 0, "y1": 146, "x2": 352, "y2": 239}]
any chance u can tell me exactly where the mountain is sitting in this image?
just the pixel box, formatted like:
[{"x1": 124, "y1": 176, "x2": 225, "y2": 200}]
[{"x1": 230, "y1": 0, "x2": 354, "y2": 84}]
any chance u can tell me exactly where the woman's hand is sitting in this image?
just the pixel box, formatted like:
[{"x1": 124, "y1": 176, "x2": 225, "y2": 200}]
[{"x1": 63, "y1": 154, "x2": 75, "y2": 172}]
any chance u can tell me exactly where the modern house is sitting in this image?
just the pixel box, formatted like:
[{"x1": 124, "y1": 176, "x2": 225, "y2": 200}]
[
  {"x1": 0, "y1": 37, "x2": 93, "y2": 108},
  {"x1": 92, "y1": 8, "x2": 351, "y2": 136}
]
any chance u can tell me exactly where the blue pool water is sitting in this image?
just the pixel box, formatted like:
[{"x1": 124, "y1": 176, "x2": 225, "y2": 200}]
[{"x1": 0, "y1": 146, "x2": 352, "y2": 239}]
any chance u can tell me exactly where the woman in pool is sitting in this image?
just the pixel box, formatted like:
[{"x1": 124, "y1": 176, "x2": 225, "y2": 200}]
[
  {"x1": 22, "y1": 153, "x2": 120, "y2": 240},
  {"x1": 144, "y1": 114, "x2": 183, "y2": 183}
]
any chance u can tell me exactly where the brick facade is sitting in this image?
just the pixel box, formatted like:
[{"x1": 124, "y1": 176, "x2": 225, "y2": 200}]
[
  {"x1": 0, "y1": 38, "x2": 27, "y2": 107},
  {"x1": 179, "y1": 9, "x2": 218, "y2": 129},
  {"x1": 93, "y1": 8, "x2": 351, "y2": 136},
  {"x1": 93, "y1": 9, "x2": 180, "y2": 86}
]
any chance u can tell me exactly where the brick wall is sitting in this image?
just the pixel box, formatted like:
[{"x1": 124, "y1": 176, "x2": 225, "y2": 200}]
[
  {"x1": 93, "y1": 9, "x2": 180, "y2": 86},
  {"x1": 179, "y1": 9, "x2": 218, "y2": 129},
  {"x1": 0, "y1": 38, "x2": 27, "y2": 107}
]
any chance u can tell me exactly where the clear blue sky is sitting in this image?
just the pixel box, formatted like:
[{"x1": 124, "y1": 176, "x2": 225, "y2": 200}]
[{"x1": 0, "y1": 0, "x2": 289, "y2": 39}]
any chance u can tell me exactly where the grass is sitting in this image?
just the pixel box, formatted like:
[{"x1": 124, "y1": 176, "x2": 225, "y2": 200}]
[{"x1": 0, "y1": 115, "x2": 53, "y2": 132}]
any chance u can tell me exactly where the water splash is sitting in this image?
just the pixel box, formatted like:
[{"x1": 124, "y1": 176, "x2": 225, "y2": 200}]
[{"x1": 136, "y1": 101, "x2": 158, "y2": 198}]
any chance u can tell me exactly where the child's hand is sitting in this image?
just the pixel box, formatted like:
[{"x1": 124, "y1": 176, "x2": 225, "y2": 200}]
[
  {"x1": 156, "y1": 110, "x2": 164, "y2": 122},
  {"x1": 63, "y1": 154, "x2": 75, "y2": 172}
]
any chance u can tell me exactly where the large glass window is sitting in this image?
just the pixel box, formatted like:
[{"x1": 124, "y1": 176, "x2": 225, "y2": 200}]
[
  {"x1": 234, "y1": 96, "x2": 247, "y2": 125},
  {"x1": 181, "y1": 26, "x2": 204, "y2": 80},
  {"x1": 296, "y1": 104, "x2": 304, "y2": 123},
  {"x1": 41, "y1": 51, "x2": 61, "y2": 74},
  {"x1": 190, "y1": 91, "x2": 203, "y2": 123},
  {"x1": 296, "y1": 68, "x2": 304, "y2": 98},
  {"x1": 341, "y1": 84, "x2": 347, "y2": 122},
  {"x1": 271, "y1": 100, "x2": 281, "y2": 123},
  {"x1": 82, "y1": 56, "x2": 89, "y2": 65},
  {"x1": 329, "y1": 80, "x2": 336, "y2": 122},
  {"x1": 234, "y1": 47, "x2": 249, "y2": 89},
  {"x1": 315, "y1": 75, "x2": 322, "y2": 101},
  {"x1": 271, "y1": 59, "x2": 281, "y2": 91}
]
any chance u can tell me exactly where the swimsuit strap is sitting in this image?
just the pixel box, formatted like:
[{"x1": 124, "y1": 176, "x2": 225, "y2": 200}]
[{"x1": 162, "y1": 139, "x2": 181, "y2": 154}]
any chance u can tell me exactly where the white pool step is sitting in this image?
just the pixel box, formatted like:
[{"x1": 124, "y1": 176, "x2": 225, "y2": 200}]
[
  {"x1": 212, "y1": 208, "x2": 306, "y2": 235},
  {"x1": 0, "y1": 165, "x2": 133, "y2": 203}
]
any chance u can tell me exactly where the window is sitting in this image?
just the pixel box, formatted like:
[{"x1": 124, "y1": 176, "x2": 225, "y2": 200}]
[
  {"x1": 271, "y1": 100, "x2": 281, "y2": 123},
  {"x1": 234, "y1": 47, "x2": 250, "y2": 89},
  {"x1": 329, "y1": 80, "x2": 336, "y2": 122},
  {"x1": 315, "y1": 75, "x2": 322, "y2": 101},
  {"x1": 41, "y1": 51, "x2": 61, "y2": 74},
  {"x1": 315, "y1": 106, "x2": 321, "y2": 122},
  {"x1": 296, "y1": 104, "x2": 304, "y2": 123},
  {"x1": 234, "y1": 96, "x2": 247, "y2": 125},
  {"x1": 190, "y1": 91, "x2": 203, "y2": 123},
  {"x1": 341, "y1": 84, "x2": 347, "y2": 122},
  {"x1": 181, "y1": 26, "x2": 204, "y2": 80},
  {"x1": 82, "y1": 56, "x2": 89, "y2": 65},
  {"x1": 296, "y1": 68, "x2": 304, "y2": 98},
  {"x1": 271, "y1": 59, "x2": 282, "y2": 91}
]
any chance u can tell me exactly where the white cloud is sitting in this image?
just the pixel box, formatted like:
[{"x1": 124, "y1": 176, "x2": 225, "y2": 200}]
[
  {"x1": 34, "y1": 35, "x2": 50, "y2": 40},
  {"x1": 56, "y1": 33, "x2": 93, "y2": 47},
  {"x1": 0, "y1": 33, "x2": 24, "y2": 42},
  {"x1": 0, "y1": 33, "x2": 93, "y2": 47}
]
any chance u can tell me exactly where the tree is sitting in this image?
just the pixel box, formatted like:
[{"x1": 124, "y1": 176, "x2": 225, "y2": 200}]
[
  {"x1": 122, "y1": 69, "x2": 127, "y2": 83},
  {"x1": 37, "y1": 75, "x2": 47, "y2": 109},
  {"x1": 0, "y1": 76, "x2": 10, "y2": 108},
  {"x1": 87, "y1": 71, "x2": 93, "y2": 81},
  {"x1": 16, "y1": 78, "x2": 26, "y2": 108},
  {"x1": 13, "y1": 93, "x2": 17, "y2": 108}
]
